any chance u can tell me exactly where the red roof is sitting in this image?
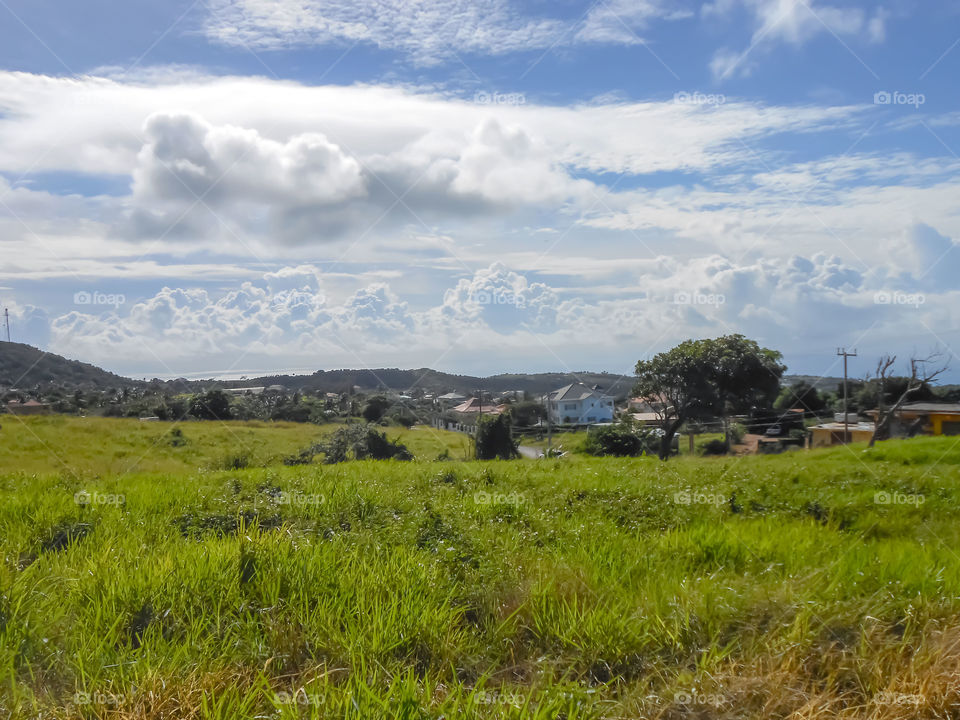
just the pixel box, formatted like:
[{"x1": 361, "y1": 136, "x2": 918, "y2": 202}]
[
  {"x1": 451, "y1": 398, "x2": 503, "y2": 414},
  {"x1": 8, "y1": 399, "x2": 46, "y2": 407}
]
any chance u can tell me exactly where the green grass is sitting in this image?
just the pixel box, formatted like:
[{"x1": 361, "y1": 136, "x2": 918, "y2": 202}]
[
  {"x1": 2, "y1": 418, "x2": 960, "y2": 718},
  {"x1": 0, "y1": 416, "x2": 470, "y2": 475}
]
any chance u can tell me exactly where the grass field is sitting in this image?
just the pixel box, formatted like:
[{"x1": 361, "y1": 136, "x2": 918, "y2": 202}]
[
  {"x1": 0, "y1": 416, "x2": 472, "y2": 475},
  {"x1": 2, "y1": 417, "x2": 960, "y2": 718}
]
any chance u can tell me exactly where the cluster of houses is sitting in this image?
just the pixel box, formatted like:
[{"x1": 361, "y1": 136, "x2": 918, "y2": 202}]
[
  {"x1": 435, "y1": 382, "x2": 617, "y2": 430},
  {"x1": 433, "y1": 381, "x2": 960, "y2": 452},
  {"x1": 5, "y1": 374, "x2": 960, "y2": 450}
]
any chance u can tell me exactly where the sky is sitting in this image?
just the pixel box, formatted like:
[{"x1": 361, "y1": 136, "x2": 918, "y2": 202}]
[{"x1": 0, "y1": 0, "x2": 958, "y2": 383}]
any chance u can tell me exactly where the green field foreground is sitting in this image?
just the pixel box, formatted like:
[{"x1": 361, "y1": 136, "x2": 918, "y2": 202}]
[{"x1": 2, "y1": 418, "x2": 960, "y2": 718}]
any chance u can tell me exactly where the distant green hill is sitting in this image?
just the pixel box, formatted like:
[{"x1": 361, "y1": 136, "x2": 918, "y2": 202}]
[
  {"x1": 0, "y1": 342, "x2": 138, "y2": 391},
  {"x1": 220, "y1": 368, "x2": 638, "y2": 399},
  {"x1": 0, "y1": 341, "x2": 866, "y2": 398}
]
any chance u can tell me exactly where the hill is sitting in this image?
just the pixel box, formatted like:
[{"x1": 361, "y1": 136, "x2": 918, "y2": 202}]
[
  {"x1": 0, "y1": 341, "x2": 140, "y2": 391},
  {"x1": 0, "y1": 341, "x2": 877, "y2": 398},
  {"x1": 227, "y1": 367, "x2": 638, "y2": 398}
]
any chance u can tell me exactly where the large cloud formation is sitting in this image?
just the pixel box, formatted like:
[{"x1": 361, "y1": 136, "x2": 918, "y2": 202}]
[
  {"x1": 0, "y1": 70, "x2": 957, "y2": 377},
  {"x1": 41, "y1": 238, "x2": 959, "y2": 377}
]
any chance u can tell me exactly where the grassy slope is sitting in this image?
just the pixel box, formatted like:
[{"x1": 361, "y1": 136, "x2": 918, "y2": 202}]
[
  {"x1": 0, "y1": 341, "x2": 137, "y2": 390},
  {"x1": 0, "y1": 416, "x2": 471, "y2": 475},
  {"x1": 1, "y1": 419, "x2": 960, "y2": 718}
]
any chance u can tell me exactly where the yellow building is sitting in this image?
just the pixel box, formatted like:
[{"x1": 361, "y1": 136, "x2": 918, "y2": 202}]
[
  {"x1": 891, "y1": 402, "x2": 960, "y2": 436},
  {"x1": 810, "y1": 422, "x2": 875, "y2": 448}
]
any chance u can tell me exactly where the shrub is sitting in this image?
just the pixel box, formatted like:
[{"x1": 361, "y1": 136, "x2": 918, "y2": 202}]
[
  {"x1": 583, "y1": 423, "x2": 656, "y2": 457},
  {"x1": 189, "y1": 390, "x2": 232, "y2": 421},
  {"x1": 361, "y1": 396, "x2": 391, "y2": 423},
  {"x1": 728, "y1": 422, "x2": 747, "y2": 445},
  {"x1": 318, "y1": 425, "x2": 413, "y2": 463},
  {"x1": 475, "y1": 414, "x2": 519, "y2": 460},
  {"x1": 700, "y1": 438, "x2": 729, "y2": 456}
]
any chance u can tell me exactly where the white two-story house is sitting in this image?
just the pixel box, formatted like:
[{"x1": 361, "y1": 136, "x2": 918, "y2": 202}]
[{"x1": 547, "y1": 383, "x2": 615, "y2": 425}]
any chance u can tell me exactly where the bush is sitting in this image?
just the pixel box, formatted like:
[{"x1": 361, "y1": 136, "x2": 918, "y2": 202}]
[
  {"x1": 476, "y1": 414, "x2": 519, "y2": 460},
  {"x1": 583, "y1": 423, "x2": 655, "y2": 457},
  {"x1": 361, "y1": 396, "x2": 391, "y2": 423},
  {"x1": 728, "y1": 422, "x2": 746, "y2": 445},
  {"x1": 189, "y1": 390, "x2": 232, "y2": 421},
  {"x1": 318, "y1": 425, "x2": 413, "y2": 463},
  {"x1": 699, "y1": 438, "x2": 729, "y2": 456},
  {"x1": 511, "y1": 400, "x2": 545, "y2": 427}
]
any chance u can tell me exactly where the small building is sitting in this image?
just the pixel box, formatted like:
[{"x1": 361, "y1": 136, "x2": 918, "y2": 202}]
[
  {"x1": 224, "y1": 386, "x2": 265, "y2": 396},
  {"x1": 628, "y1": 394, "x2": 672, "y2": 413},
  {"x1": 450, "y1": 397, "x2": 504, "y2": 417},
  {"x1": 547, "y1": 383, "x2": 615, "y2": 425},
  {"x1": 867, "y1": 402, "x2": 960, "y2": 437},
  {"x1": 436, "y1": 392, "x2": 468, "y2": 407},
  {"x1": 5, "y1": 399, "x2": 51, "y2": 416},
  {"x1": 810, "y1": 421, "x2": 875, "y2": 448}
]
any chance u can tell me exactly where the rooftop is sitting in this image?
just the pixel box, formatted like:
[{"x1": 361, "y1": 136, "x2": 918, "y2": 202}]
[
  {"x1": 899, "y1": 402, "x2": 960, "y2": 414},
  {"x1": 550, "y1": 382, "x2": 611, "y2": 401},
  {"x1": 451, "y1": 398, "x2": 503, "y2": 414},
  {"x1": 813, "y1": 422, "x2": 875, "y2": 432}
]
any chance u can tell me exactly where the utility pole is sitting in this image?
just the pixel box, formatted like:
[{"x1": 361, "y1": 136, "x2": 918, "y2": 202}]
[
  {"x1": 544, "y1": 392, "x2": 552, "y2": 453},
  {"x1": 3, "y1": 308, "x2": 9, "y2": 342},
  {"x1": 475, "y1": 387, "x2": 482, "y2": 459},
  {"x1": 837, "y1": 348, "x2": 857, "y2": 443}
]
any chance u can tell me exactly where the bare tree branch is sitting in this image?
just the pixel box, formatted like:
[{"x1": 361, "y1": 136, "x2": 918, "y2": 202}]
[{"x1": 869, "y1": 350, "x2": 949, "y2": 447}]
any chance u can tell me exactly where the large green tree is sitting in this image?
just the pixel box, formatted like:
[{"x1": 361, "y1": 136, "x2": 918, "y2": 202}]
[
  {"x1": 774, "y1": 381, "x2": 826, "y2": 413},
  {"x1": 634, "y1": 339, "x2": 719, "y2": 460},
  {"x1": 635, "y1": 335, "x2": 785, "y2": 459},
  {"x1": 706, "y1": 334, "x2": 785, "y2": 444},
  {"x1": 188, "y1": 389, "x2": 232, "y2": 421}
]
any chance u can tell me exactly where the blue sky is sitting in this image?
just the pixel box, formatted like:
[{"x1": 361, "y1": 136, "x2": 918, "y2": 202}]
[{"x1": 0, "y1": 0, "x2": 958, "y2": 382}]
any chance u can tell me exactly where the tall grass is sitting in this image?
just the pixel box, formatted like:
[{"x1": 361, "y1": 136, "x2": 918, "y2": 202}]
[{"x1": 1, "y1": 419, "x2": 959, "y2": 718}]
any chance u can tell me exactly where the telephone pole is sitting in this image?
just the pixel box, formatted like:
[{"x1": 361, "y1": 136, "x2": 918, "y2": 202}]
[
  {"x1": 837, "y1": 348, "x2": 857, "y2": 442},
  {"x1": 475, "y1": 387, "x2": 482, "y2": 459},
  {"x1": 3, "y1": 308, "x2": 9, "y2": 342}
]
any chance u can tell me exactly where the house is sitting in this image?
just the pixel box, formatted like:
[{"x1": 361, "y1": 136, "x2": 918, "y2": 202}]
[
  {"x1": 547, "y1": 383, "x2": 614, "y2": 425},
  {"x1": 450, "y1": 397, "x2": 504, "y2": 417},
  {"x1": 5, "y1": 399, "x2": 51, "y2": 416},
  {"x1": 866, "y1": 402, "x2": 960, "y2": 437},
  {"x1": 810, "y1": 421, "x2": 875, "y2": 448},
  {"x1": 628, "y1": 394, "x2": 674, "y2": 425},
  {"x1": 437, "y1": 392, "x2": 468, "y2": 407},
  {"x1": 628, "y1": 394, "x2": 672, "y2": 413}
]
